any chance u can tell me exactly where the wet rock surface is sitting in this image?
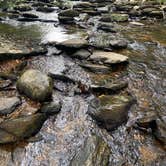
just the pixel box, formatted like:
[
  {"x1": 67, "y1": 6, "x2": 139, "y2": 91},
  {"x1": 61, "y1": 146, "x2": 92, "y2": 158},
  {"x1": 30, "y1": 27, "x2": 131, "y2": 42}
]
[
  {"x1": 17, "y1": 69, "x2": 53, "y2": 102},
  {"x1": 0, "y1": 0, "x2": 165, "y2": 165},
  {"x1": 0, "y1": 97, "x2": 21, "y2": 115},
  {"x1": 88, "y1": 94, "x2": 134, "y2": 131},
  {"x1": 0, "y1": 113, "x2": 47, "y2": 144}
]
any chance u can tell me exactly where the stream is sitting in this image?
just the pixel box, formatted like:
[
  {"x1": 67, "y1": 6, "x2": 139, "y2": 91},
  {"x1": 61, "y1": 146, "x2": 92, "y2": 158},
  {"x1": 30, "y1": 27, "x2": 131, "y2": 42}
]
[{"x1": 0, "y1": 0, "x2": 165, "y2": 166}]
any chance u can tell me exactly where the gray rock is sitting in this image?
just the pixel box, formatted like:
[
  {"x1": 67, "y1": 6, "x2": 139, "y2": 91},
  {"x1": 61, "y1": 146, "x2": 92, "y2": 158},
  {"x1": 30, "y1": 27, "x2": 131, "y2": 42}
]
[
  {"x1": 0, "y1": 113, "x2": 47, "y2": 144},
  {"x1": 71, "y1": 135, "x2": 110, "y2": 166},
  {"x1": 110, "y1": 39, "x2": 128, "y2": 49},
  {"x1": 0, "y1": 97, "x2": 21, "y2": 115},
  {"x1": 0, "y1": 79, "x2": 12, "y2": 90},
  {"x1": 14, "y1": 4, "x2": 32, "y2": 12},
  {"x1": 58, "y1": 9, "x2": 79, "y2": 23},
  {"x1": 80, "y1": 63, "x2": 111, "y2": 74},
  {"x1": 17, "y1": 69, "x2": 53, "y2": 102},
  {"x1": 40, "y1": 100, "x2": 61, "y2": 116},
  {"x1": 55, "y1": 38, "x2": 88, "y2": 50},
  {"x1": 89, "y1": 32, "x2": 114, "y2": 49},
  {"x1": 89, "y1": 51, "x2": 129, "y2": 65},
  {"x1": 97, "y1": 22, "x2": 117, "y2": 33},
  {"x1": 154, "y1": 118, "x2": 166, "y2": 144},
  {"x1": 0, "y1": 46, "x2": 47, "y2": 61},
  {"x1": 100, "y1": 13, "x2": 129, "y2": 22},
  {"x1": 91, "y1": 81, "x2": 128, "y2": 93},
  {"x1": 87, "y1": 94, "x2": 134, "y2": 130},
  {"x1": 36, "y1": 6, "x2": 55, "y2": 13},
  {"x1": 71, "y1": 49, "x2": 91, "y2": 59}
]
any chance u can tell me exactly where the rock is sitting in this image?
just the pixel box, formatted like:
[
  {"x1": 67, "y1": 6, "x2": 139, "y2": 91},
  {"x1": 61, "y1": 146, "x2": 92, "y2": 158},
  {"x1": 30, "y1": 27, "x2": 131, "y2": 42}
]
[
  {"x1": 100, "y1": 13, "x2": 129, "y2": 22},
  {"x1": 71, "y1": 135, "x2": 110, "y2": 166},
  {"x1": 91, "y1": 81, "x2": 128, "y2": 94},
  {"x1": 89, "y1": 32, "x2": 114, "y2": 49},
  {"x1": 0, "y1": 46, "x2": 47, "y2": 61},
  {"x1": 80, "y1": 63, "x2": 111, "y2": 74},
  {"x1": 0, "y1": 97, "x2": 21, "y2": 115},
  {"x1": 70, "y1": 49, "x2": 91, "y2": 59},
  {"x1": 89, "y1": 51, "x2": 129, "y2": 65},
  {"x1": 87, "y1": 94, "x2": 134, "y2": 130},
  {"x1": 73, "y1": 2, "x2": 94, "y2": 9},
  {"x1": 149, "y1": 10, "x2": 164, "y2": 18},
  {"x1": 153, "y1": 118, "x2": 166, "y2": 145},
  {"x1": 55, "y1": 38, "x2": 88, "y2": 51},
  {"x1": 40, "y1": 100, "x2": 61, "y2": 116},
  {"x1": 97, "y1": 22, "x2": 117, "y2": 33},
  {"x1": 0, "y1": 79, "x2": 12, "y2": 90},
  {"x1": 0, "y1": 113, "x2": 47, "y2": 144},
  {"x1": 0, "y1": 73, "x2": 17, "y2": 82},
  {"x1": 17, "y1": 69, "x2": 53, "y2": 102},
  {"x1": 129, "y1": 21, "x2": 145, "y2": 26},
  {"x1": 78, "y1": 13, "x2": 89, "y2": 22},
  {"x1": 36, "y1": 6, "x2": 55, "y2": 13},
  {"x1": 115, "y1": 4, "x2": 133, "y2": 12},
  {"x1": 58, "y1": 9, "x2": 79, "y2": 24},
  {"x1": 109, "y1": 39, "x2": 128, "y2": 49},
  {"x1": 73, "y1": 2, "x2": 98, "y2": 16},
  {"x1": 97, "y1": 6, "x2": 109, "y2": 13},
  {"x1": 21, "y1": 13, "x2": 39, "y2": 18},
  {"x1": 14, "y1": 4, "x2": 32, "y2": 12},
  {"x1": 111, "y1": 13, "x2": 129, "y2": 22}
]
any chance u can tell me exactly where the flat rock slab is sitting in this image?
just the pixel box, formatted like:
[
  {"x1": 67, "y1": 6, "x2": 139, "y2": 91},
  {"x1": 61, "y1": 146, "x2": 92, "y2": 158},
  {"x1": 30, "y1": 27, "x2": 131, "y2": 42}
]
[
  {"x1": 0, "y1": 46, "x2": 47, "y2": 61},
  {"x1": 80, "y1": 63, "x2": 111, "y2": 74},
  {"x1": 0, "y1": 113, "x2": 47, "y2": 144},
  {"x1": 0, "y1": 97, "x2": 21, "y2": 115},
  {"x1": 54, "y1": 38, "x2": 88, "y2": 50},
  {"x1": 89, "y1": 51, "x2": 129, "y2": 65}
]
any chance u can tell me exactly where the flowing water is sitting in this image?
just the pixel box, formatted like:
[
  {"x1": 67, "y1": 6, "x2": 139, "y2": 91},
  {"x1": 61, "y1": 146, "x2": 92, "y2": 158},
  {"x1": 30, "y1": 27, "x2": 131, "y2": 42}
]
[{"x1": 0, "y1": 2, "x2": 166, "y2": 166}]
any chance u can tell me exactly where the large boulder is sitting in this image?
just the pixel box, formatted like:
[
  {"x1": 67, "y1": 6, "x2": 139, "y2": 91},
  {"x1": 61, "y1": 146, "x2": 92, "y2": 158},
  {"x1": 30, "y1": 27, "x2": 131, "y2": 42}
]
[
  {"x1": 0, "y1": 97, "x2": 21, "y2": 115},
  {"x1": 87, "y1": 94, "x2": 134, "y2": 130},
  {"x1": 17, "y1": 69, "x2": 53, "y2": 102}
]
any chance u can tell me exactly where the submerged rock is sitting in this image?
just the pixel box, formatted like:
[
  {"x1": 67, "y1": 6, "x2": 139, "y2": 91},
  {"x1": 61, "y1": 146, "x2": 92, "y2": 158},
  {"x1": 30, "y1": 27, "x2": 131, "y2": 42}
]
[
  {"x1": 154, "y1": 118, "x2": 166, "y2": 145},
  {"x1": 71, "y1": 135, "x2": 110, "y2": 166},
  {"x1": 88, "y1": 94, "x2": 134, "y2": 130},
  {"x1": 0, "y1": 113, "x2": 47, "y2": 144},
  {"x1": 89, "y1": 51, "x2": 129, "y2": 65},
  {"x1": 17, "y1": 69, "x2": 53, "y2": 102},
  {"x1": 40, "y1": 100, "x2": 62, "y2": 116},
  {"x1": 0, "y1": 97, "x2": 21, "y2": 115}
]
